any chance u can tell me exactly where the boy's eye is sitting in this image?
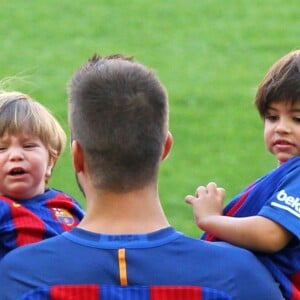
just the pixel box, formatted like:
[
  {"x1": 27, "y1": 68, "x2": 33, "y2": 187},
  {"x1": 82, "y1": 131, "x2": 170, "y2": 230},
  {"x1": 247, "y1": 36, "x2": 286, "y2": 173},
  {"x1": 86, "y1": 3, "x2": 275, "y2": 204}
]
[
  {"x1": 293, "y1": 117, "x2": 300, "y2": 123},
  {"x1": 265, "y1": 115, "x2": 278, "y2": 122},
  {"x1": 0, "y1": 146, "x2": 7, "y2": 152},
  {"x1": 23, "y1": 143, "x2": 37, "y2": 148}
]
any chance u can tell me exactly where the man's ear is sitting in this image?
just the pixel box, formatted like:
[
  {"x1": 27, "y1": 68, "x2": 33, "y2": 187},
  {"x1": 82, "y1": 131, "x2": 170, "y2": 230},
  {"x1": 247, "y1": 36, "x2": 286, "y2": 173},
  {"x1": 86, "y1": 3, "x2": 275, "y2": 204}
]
[
  {"x1": 71, "y1": 140, "x2": 84, "y2": 173},
  {"x1": 161, "y1": 131, "x2": 173, "y2": 161}
]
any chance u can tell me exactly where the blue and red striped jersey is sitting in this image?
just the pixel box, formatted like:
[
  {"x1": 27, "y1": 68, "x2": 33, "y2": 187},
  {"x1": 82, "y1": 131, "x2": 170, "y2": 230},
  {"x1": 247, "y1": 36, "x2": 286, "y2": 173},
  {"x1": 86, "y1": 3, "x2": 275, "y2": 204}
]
[
  {"x1": 18, "y1": 284, "x2": 232, "y2": 300},
  {"x1": 0, "y1": 188, "x2": 84, "y2": 258},
  {"x1": 0, "y1": 227, "x2": 282, "y2": 299},
  {"x1": 203, "y1": 156, "x2": 300, "y2": 300}
]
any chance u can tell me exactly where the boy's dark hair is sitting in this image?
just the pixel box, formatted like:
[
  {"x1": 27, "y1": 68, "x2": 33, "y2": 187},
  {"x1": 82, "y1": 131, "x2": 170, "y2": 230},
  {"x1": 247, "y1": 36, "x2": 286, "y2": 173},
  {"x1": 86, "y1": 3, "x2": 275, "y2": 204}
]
[
  {"x1": 255, "y1": 50, "x2": 300, "y2": 117},
  {"x1": 68, "y1": 54, "x2": 169, "y2": 192}
]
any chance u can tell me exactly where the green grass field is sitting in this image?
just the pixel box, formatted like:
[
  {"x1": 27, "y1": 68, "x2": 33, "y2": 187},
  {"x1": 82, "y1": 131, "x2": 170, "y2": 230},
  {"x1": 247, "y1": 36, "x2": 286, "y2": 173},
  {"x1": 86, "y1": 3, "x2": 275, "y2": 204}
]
[{"x1": 0, "y1": 0, "x2": 299, "y2": 236}]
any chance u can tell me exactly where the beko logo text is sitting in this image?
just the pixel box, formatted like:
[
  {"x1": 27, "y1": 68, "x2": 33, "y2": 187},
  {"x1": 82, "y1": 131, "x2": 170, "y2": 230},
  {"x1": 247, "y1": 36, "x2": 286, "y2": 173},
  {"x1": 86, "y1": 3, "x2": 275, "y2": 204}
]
[{"x1": 274, "y1": 189, "x2": 300, "y2": 216}]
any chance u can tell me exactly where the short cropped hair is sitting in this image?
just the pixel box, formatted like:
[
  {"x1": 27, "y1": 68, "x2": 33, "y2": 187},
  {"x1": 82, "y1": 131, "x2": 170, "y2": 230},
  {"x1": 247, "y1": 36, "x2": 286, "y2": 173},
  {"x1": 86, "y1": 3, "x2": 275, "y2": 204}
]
[
  {"x1": 68, "y1": 54, "x2": 169, "y2": 192},
  {"x1": 255, "y1": 50, "x2": 300, "y2": 117},
  {"x1": 0, "y1": 91, "x2": 66, "y2": 160}
]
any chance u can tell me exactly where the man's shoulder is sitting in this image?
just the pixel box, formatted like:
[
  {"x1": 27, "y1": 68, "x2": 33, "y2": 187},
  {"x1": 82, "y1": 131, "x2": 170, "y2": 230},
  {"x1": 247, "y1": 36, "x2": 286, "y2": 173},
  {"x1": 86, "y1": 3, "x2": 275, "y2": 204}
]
[
  {"x1": 180, "y1": 235, "x2": 255, "y2": 256},
  {"x1": 177, "y1": 235, "x2": 263, "y2": 269},
  {"x1": 0, "y1": 234, "x2": 65, "y2": 267}
]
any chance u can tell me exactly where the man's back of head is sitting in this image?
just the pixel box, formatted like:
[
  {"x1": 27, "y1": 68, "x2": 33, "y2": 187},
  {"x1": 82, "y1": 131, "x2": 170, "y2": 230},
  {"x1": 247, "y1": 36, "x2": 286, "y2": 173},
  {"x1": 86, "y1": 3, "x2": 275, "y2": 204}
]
[{"x1": 68, "y1": 54, "x2": 169, "y2": 193}]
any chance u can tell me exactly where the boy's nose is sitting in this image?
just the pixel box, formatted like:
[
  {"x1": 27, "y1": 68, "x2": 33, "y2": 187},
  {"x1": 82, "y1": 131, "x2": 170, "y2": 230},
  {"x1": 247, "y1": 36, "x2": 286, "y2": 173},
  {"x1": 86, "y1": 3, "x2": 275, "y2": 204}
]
[
  {"x1": 9, "y1": 147, "x2": 24, "y2": 161},
  {"x1": 275, "y1": 119, "x2": 291, "y2": 133}
]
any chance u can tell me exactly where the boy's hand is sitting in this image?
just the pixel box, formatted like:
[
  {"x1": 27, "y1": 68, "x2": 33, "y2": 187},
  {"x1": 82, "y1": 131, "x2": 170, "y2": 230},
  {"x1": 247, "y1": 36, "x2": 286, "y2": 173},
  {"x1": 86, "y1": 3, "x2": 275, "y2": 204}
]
[{"x1": 185, "y1": 182, "x2": 225, "y2": 230}]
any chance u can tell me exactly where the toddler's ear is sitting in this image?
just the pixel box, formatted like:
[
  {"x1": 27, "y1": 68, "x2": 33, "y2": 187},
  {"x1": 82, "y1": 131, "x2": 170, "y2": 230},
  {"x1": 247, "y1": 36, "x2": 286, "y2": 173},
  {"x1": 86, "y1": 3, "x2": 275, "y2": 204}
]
[
  {"x1": 46, "y1": 154, "x2": 57, "y2": 179},
  {"x1": 46, "y1": 168, "x2": 52, "y2": 178}
]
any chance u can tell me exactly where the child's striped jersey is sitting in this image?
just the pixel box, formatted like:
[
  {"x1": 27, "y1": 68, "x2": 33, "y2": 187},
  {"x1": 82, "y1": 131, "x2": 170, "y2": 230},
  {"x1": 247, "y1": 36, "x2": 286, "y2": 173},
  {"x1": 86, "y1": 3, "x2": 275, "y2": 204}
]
[{"x1": 0, "y1": 188, "x2": 84, "y2": 258}]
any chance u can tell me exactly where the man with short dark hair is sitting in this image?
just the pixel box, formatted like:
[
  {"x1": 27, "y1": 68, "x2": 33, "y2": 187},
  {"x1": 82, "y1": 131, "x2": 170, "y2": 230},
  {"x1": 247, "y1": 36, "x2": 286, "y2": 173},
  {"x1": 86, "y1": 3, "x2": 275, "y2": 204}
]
[{"x1": 0, "y1": 54, "x2": 283, "y2": 300}]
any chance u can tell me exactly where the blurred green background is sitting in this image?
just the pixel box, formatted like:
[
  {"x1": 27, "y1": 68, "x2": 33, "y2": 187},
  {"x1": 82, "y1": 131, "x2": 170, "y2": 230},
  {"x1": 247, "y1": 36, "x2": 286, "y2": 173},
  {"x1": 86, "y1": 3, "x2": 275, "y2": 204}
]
[{"x1": 0, "y1": 0, "x2": 299, "y2": 236}]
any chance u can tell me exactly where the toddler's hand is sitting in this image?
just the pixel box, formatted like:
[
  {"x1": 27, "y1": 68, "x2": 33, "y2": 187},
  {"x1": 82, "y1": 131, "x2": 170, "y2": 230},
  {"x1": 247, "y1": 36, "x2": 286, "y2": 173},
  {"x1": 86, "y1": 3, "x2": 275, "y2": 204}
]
[{"x1": 185, "y1": 182, "x2": 225, "y2": 229}]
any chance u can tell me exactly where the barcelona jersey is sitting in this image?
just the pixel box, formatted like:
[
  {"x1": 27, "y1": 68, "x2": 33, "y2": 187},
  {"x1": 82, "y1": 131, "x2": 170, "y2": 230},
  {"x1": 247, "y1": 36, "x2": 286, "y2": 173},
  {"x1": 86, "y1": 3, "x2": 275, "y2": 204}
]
[
  {"x1": 0, "y1": 227, "x2": 282, "y2": 299},
  {"x1": 18, "y1": 284, "x2": 232, "y2": 300},
  {"x1": 0, "y1": 188, "x2": 84, "y2": 258},
  {"x1": 203, "y1": 156, "x2": 300, "y2": 300}
]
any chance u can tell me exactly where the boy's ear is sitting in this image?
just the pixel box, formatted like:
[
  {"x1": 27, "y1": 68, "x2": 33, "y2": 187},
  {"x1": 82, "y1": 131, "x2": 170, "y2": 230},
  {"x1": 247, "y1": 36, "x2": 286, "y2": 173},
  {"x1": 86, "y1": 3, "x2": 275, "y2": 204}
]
[
  {"x1": 46, "y1": 153, "x2": 58, "y2": 179},
  {"x1": 161, "y1": 131, "x2": 173, "y2": 161},
  {"x1": 71, "y1": 140, "x2": 84, "y2": 173}
]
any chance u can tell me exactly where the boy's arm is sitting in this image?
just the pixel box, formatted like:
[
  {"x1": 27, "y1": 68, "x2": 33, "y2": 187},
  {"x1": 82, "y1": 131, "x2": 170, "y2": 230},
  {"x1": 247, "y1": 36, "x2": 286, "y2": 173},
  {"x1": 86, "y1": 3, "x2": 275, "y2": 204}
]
[{"x1": 185, "y1": 182, "x2": 292, "y2": 252}]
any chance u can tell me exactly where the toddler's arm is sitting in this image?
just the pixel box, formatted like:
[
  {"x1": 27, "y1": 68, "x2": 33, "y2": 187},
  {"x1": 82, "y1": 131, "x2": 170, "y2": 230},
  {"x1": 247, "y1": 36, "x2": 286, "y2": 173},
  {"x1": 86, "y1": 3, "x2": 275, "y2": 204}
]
[{"x1": 185, "y1": 182, "x2": 292, "y2": 252}]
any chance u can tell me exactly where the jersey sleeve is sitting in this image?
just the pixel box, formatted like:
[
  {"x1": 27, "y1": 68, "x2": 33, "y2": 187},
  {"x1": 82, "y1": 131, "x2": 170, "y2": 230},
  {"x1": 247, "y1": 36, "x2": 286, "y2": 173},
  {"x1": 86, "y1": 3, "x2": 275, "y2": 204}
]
[{"x1": 259, "y1": 167, "x2": 300, "y2": 238}]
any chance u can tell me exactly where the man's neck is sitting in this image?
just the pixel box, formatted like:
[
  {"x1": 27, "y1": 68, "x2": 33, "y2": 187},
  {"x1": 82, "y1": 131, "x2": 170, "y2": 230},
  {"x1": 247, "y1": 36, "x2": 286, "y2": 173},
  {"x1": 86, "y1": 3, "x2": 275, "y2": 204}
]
[{"x1": 78, "y1": 186, "x2": 170, "y2": 234}]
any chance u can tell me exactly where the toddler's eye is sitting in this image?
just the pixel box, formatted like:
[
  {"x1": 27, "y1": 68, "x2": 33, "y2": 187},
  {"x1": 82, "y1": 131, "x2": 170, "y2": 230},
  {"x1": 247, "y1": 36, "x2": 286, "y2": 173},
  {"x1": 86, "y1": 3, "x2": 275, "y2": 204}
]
[
  {"x1": 293, "y1": 117, "x2": 300, "y2": 123},
  {"x1": 23, "y1": 143, "x2": 36, "y2": 149}
]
